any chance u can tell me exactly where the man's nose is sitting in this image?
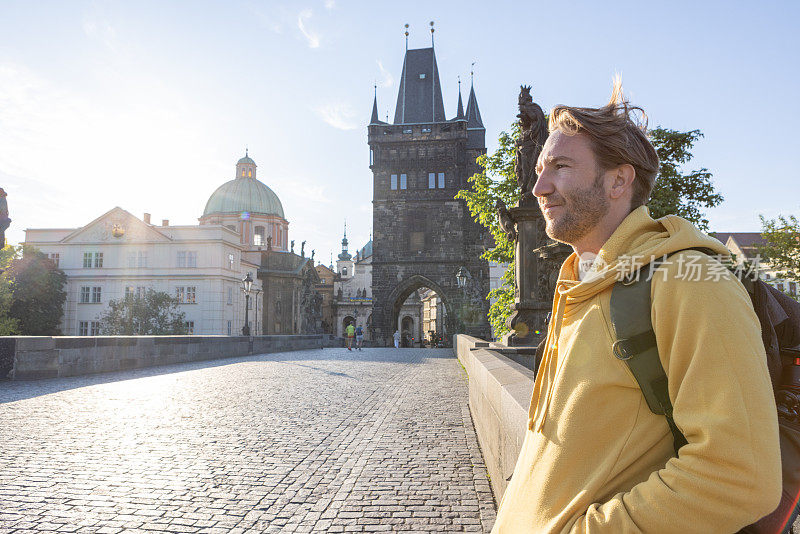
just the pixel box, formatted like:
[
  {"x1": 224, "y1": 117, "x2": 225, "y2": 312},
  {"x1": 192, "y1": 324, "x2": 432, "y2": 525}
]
[{"x1": 532, "y1": 169, "x2": 553, "y2": 198}]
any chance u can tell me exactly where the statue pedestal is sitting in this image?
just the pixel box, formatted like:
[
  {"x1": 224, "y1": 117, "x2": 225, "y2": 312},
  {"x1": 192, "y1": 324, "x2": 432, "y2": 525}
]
[
  {"x1": 504, "y1": 202, "x2": 569, "y2": 348},
  {"x1": 504, "y1": 206, "x2": 542, "y2": 347}
]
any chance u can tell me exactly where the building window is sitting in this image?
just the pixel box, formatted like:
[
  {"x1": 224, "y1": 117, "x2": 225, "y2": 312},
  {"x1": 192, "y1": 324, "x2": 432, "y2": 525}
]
[
  {"x1": 79, "y1": 321, "x2": 88, "y2": 336},
  {"x1": 90, "y1": 321, "x2": 100, "y2": 336},
  {"x1": 391, "y1": 174, "x2": 398, "y2": 190},
  {"x1": 48, "y1": 253, "x2": 59, "y2": 267},
  {"x1": 342, "y1": 267, "x2": 347, "y2": 276},
  {"x1": 80, "y1": 286, "x2": 90, "y2": 303},
  {"x1": 176, "y1": 286, "x2": 185, "y2": 303},
  {"x1": 428, "y1": 172, "x2": 436, "y2": 189},
  {"x1": 187, "y1": 252, "x2": 197, "y2": 268},
  {"x1": 228, "y1": 253, "x2": 235, "y2": 269},
  {"x1": 227, "y1": 321, "x2": 232, "y2": 335},
  {"x1": 125, "y1": 286, "x2": 134, "y2": 298},
  {"x1": 227, "y1": 287, "x2": 233, "y2": 305},
  {"x1": 400, "y1": 173, "x2": 407, "y2": 190},
  {"x1": 242, "y1": 168, "x2": 246, "y2": 177},
  {"x1": 254, "y1": 226, "x2": 265, "y2": 246},
  {"x1": 186, "y1": 287, "x2": 196, "y2": 304},
  {"x1": 177, "y1": 251, "x2": 186, "y2": 267},
  {"x1": 83, "y1": 252, "x2": 93, "y2": 268},
  {"x1": 370, "y1": 149, "x2": 373, "y2": 165},
  {"x1": 129, "y1": 251, "x2": 147, "y2": 268},
  {"x1": 438, "y1": 172, "x2": 445, "y2": 188},
  {"x1": 91, "y1": 287, "x2": 102, "y2": 303},
  {"x1": 790, "y1": 282, "x2": 797, "y2": 296},
  {"x1": 778, "y1": 282, "x2": 785, "y2": 293},
  {"x1": 185, "y1": 321, "x2": 194, "y2": 334},
  {"x1": 248, "y1": 169, "x2": 252, "y2": 177},
  {"x1": 94, "y1": 253, "x2": 103, "y2": 268}
]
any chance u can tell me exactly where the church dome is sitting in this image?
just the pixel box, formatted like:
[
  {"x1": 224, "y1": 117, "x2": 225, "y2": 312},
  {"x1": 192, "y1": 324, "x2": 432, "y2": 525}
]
[{"x1": 203, "y1": 153, "x2": 285, "y2": 218}]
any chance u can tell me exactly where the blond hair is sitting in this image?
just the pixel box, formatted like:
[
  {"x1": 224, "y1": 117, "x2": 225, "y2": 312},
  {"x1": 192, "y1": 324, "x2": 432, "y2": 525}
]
[{"x1": 548, "y1": 77, "x2": 659, "y2": 209}]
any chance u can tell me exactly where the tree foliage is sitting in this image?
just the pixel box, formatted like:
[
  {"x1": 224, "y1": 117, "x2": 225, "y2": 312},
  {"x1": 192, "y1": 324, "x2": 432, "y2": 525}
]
[
  {"x1": 455, "y1": 126, "x2": 518, "y2": 336},
  {"x1": 758, "y1": 214, "x2": 800, "y2": 284},
  {"x1": 99, "y1": 289, "x2": 188, "y2": 335},
  {"x1": 457, "y1": 122, "x2": 723, "y2": 338},
  {"x1": 0, "y1": 245, "x2": 67, "y2": 335},
  {"x1": 647, "y1": 128, "x2": 723, "y2": 231}
]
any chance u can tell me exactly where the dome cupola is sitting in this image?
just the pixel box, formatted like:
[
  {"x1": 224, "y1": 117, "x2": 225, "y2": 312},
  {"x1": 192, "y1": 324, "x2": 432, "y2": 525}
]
[{"x1": 203, "y1": 151, "x2": 285, "y2": 218}]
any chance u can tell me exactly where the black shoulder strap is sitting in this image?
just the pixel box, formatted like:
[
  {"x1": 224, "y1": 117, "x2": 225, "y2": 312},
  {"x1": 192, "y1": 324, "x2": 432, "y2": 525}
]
[{"x1": 609, "y1": 250, "x2": 718, "y2": 455}]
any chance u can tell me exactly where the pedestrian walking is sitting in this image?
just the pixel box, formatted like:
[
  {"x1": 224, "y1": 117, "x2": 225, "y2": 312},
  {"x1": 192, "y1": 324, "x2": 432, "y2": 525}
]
[
  {"x1": 393, "y1": 330, "x2": 400, "y2": 348},
  {"x1": 355, "y1": 325, "x2": 364, "y2": 350},
  {"x1": 345, "y1": 322, "x2": 355, "y2": 351}
]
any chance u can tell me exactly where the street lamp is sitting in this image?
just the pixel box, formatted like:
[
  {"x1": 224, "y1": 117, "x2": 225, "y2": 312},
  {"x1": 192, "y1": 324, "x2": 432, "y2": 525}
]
[
  {"x1": 456, "y1": 266, "x2": 468, "y2": 289},
  {"x1": 253, "y1": 287, "x2": 262, "y2": 336},
  {"x1": 241, "y1": 272, "x2": 253, "y2": 336}
]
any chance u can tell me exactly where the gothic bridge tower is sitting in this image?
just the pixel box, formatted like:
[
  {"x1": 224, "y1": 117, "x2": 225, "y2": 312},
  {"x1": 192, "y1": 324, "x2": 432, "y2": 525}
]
[{"x1": 368, "y1": 38, "x2": 490, "y2": 345}]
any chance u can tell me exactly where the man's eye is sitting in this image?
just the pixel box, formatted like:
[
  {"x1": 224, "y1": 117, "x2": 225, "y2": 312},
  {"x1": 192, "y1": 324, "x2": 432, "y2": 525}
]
[{"x1": 556, "y1": 164, "x2": 567, "y2": 169}]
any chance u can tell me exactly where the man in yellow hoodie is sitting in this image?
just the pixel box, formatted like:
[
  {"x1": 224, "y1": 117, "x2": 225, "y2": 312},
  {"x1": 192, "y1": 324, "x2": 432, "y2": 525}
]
[{"x1": 491, "y1": 81, "x2": 781, "y2": 533}]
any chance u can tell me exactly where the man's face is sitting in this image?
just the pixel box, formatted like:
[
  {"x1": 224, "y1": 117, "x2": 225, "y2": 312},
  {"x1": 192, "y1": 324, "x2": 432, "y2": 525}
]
[{"x1": 533, "y1": 131, "x2": 609, "y2": 246}]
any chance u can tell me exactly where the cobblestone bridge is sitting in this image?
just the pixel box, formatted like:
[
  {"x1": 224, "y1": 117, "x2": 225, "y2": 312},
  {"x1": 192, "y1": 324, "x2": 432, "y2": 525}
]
[{"x1": 0, "y1": 348, "x2": 496, "y2": 533}]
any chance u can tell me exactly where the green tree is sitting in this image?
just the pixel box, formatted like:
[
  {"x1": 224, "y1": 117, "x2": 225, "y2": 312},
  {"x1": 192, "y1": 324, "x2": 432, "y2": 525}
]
[
  {"x1": 758, "y1": 214, "x2": 800, "y2": 286},
  {"x1": 1, "y1": 245, "x2": 67, "y2": 335},
  {"x1": 455, "y1": 126, "x2": 518, "y2": 336},
  {"x1": 647, "y1": 128, "x2": 723, "y2": 231},
  {"x1": 457, "y1": 123, "x2": 723, "y2": 337},
  {"x1": 0, "y1": 246, "x2": 20, "y2": 335},
  {"x1": 99, "y1": 289, "x2": 188, "y2": 335}
]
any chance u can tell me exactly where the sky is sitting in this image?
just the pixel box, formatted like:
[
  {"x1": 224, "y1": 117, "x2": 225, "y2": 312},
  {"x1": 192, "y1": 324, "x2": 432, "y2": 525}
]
[{"x1": 1, "y1": 0, "x2": 798, "y2": 262}]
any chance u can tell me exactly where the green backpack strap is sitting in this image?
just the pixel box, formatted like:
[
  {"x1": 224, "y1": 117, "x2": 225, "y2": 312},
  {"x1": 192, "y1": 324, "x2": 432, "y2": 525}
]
[{"x1": 610, "y1": 254, "x2": 689, "y2": 456}]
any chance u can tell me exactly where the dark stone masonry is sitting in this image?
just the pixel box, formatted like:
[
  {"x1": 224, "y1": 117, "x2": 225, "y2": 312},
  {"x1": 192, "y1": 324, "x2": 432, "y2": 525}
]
[{"x1": 369, "y1": 44, "x2": 491, "y2": 345}]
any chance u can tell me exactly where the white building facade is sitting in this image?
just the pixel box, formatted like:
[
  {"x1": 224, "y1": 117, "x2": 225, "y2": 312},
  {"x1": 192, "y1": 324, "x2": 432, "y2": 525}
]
[{"x1": 24, "y1": 154, "x2": 287, "y2": 336}]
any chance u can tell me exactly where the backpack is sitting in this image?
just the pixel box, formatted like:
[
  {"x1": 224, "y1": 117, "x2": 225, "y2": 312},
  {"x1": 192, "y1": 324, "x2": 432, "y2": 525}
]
[
  {"x1": 356, "y1": 326, "x2": 363, "y2": 336},
  {"x1": 610, "y1": 248, "x2": 800, "y2": 534}
]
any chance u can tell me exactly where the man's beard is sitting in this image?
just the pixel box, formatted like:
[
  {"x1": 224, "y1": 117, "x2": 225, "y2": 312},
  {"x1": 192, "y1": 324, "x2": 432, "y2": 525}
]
[{"x1": 541, "y1": 173, "x2": 609, "y2": 245}]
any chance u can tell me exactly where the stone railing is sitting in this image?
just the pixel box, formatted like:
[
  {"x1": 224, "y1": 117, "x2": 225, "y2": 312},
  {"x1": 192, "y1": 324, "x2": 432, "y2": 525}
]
[
  {"x1": 454, "y1": 334, "x2": 536, "y2": 503},
  {"x1": 2, "y1": 334, "x2": 338, "y2": 380}
]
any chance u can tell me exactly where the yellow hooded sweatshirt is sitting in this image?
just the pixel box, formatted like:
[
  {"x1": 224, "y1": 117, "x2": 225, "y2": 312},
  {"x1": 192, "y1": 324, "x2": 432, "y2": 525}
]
[{"x1": 492, "y1": 207, "x2": 781, "y2": 533}]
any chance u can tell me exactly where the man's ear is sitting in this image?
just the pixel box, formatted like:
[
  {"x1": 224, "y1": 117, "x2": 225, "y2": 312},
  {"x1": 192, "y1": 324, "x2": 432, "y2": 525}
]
[{"x1": 608, "y1": 164, "x2": 636, "y2": 200}]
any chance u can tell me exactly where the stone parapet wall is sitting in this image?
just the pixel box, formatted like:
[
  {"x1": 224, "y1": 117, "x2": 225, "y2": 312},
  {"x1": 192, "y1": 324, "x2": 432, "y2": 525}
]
[
  {"x1": 6, "y1": 334, "x2": 335, "y2": 380},
  {"x1": 454, "y1": 334, "x2": 535, "y2": 503}
]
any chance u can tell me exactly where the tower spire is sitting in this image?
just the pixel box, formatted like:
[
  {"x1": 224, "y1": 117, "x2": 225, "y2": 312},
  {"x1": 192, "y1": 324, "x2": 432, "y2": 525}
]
[
  {"x1": 430, "y1": 20, "x2": 435, "y2": 47},
  {"x1": 404, "y1": 23, "x2": 409, "y2": 51},
  {"x1": 370, "y1": 83, "x2": 380, "y2": 124},
  {"x1": 456, "y1": 76, "x2": 465, "y2": 119}
]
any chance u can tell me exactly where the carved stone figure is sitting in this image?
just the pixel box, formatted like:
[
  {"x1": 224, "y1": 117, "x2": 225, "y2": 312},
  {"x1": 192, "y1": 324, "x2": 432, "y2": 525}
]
[
  {"x1": 267, "y1": 235, "x2": 272, "y2": 250},
  {"x1": 290, "y1": 240, "x2": 295, "y2": 253},
  {"x1": 496, "y1": 199, "x2": 517, "y2": 241},
  {"x1": 301, "y1": 240, "x2": 306, "y2": 257},
  {"x1": 515, "y1": 85, "x2": 549, "y2": 205},
  {"x1": 311, "y1": 249, "x2": 315, "y2": 261}
]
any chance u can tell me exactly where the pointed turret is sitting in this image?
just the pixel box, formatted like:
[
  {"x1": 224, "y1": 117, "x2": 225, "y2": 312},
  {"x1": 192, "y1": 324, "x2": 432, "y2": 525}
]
[
  {"x1": 338, "y1": 222, "x2": 351, "y2": 261},
  {"x1": 393, "y1": 47, "x2": 446, "y2": 124},
  {"x1": 465, "y1": 80, "x2": 485, "y2": 149},
  {"x1": 465, "y1": 82, "x2": 484, "y2": 129},
  {"x1": 455, "y1": 79, "x2": 465, "y2": 120},
  {"x1": 370, "y1": 85, "x2": 381, "y2": 125}
]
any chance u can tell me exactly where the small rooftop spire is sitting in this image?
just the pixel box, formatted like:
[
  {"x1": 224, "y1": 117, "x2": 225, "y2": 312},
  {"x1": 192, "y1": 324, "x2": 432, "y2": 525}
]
[
  {"x1": 404, "y1": 23, "x2": 409, "y2": 51},
  {"x1": 430, "y1": 21, "x2": 435, "y2": 47},
  {"x1": 370, "y1": 83, "x2": 380, "y2": 124},
  {"x1": 456, "y1": 76, "x2": 465, "y2": 119}
]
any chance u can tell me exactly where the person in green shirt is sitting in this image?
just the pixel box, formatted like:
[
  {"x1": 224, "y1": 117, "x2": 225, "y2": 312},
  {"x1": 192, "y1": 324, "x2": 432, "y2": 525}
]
[{"x1": 345, "y1": 323, "x2": 355, "y2": 351}]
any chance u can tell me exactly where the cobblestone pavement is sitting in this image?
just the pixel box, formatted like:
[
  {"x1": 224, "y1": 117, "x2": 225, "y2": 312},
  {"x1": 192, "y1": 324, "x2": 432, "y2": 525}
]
[{"x1": 0, "y1": 348, "x2": 496, "y2": 533}]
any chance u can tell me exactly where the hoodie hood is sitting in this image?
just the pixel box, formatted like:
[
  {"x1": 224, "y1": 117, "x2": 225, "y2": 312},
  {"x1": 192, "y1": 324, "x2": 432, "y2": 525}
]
[{"x1": 531, "y1": 206, "x2": 730, "y2": 432}]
